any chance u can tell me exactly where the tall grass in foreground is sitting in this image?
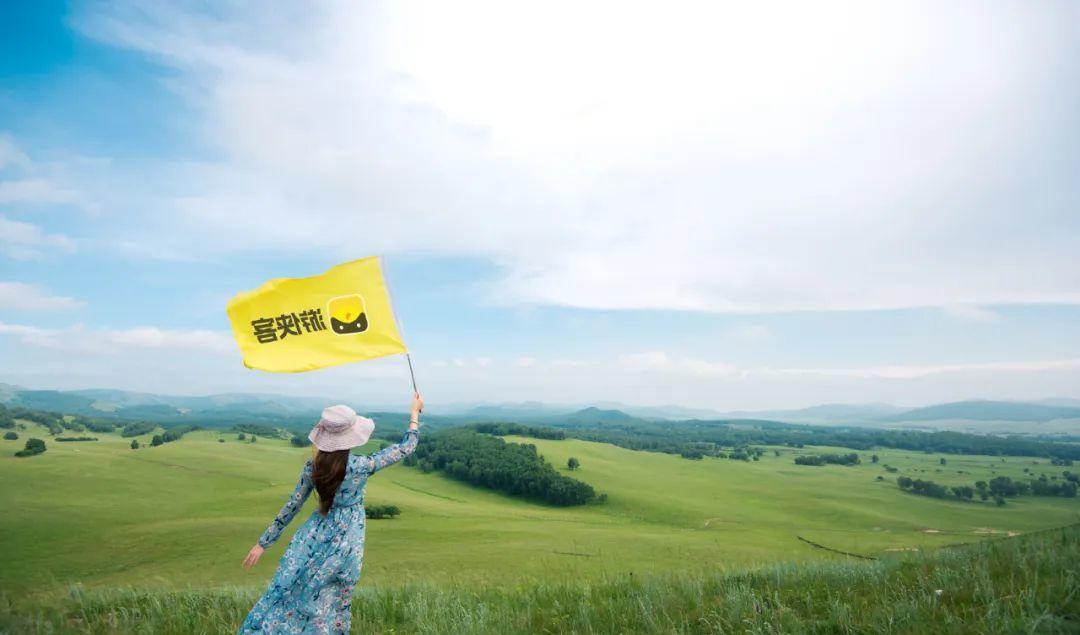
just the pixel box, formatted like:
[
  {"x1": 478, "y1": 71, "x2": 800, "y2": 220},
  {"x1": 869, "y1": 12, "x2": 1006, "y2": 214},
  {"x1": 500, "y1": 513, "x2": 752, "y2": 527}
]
[{"x1": 3, "y1": 525, "x2": 1078, "y2": 634}]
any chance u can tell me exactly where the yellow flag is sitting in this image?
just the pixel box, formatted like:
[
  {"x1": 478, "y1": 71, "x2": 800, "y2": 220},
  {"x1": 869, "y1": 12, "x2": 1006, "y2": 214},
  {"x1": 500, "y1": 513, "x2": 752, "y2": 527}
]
[{"x1": 226, "y1": 257, "x2": 407, "y2": 372}]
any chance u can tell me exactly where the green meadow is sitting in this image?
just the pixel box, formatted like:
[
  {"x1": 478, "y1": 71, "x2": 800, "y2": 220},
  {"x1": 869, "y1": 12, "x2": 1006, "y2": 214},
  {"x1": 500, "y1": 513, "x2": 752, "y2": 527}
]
[{"x1": 2, "y1": 421, "x2": 1077, "y2": 603}]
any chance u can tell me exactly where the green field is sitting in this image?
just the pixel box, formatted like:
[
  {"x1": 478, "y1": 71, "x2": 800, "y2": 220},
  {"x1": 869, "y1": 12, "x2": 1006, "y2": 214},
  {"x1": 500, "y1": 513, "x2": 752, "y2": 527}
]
[
  {"x1": 4, "y1": 524, "x2": 1078, "y2": 633},
  {"x1": 2, "y1": 421, "x2": 1078, "y2": 603}
]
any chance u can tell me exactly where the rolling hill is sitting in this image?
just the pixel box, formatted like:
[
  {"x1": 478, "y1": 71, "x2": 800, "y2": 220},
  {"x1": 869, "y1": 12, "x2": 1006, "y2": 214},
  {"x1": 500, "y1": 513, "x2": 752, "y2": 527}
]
[
  {"x1": 881, "y1": 400, "x2": 1080, "y2": 423},
  {"x1": 4, "y1": 383, "x2": 1080, "y2": 434}
]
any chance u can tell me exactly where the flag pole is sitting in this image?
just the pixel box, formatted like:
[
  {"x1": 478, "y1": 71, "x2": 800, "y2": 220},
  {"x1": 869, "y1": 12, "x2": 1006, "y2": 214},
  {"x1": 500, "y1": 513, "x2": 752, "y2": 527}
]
[
  {"x1": 379, "y1": 256, "x2": 419, "y2": 397},
  {"x1": 405, "y1": 353, "x2": 418, "y2": 394}
]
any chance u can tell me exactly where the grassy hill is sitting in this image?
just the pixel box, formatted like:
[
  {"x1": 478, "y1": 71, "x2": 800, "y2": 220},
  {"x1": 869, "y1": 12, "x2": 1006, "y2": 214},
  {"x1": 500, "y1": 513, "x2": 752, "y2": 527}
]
[
  {"x1": 3, "y1": 421, "x2": 1079, "y2": 597},
  {"x1": 3, "y1": 523, "x2": 1077, "y2": 633}
]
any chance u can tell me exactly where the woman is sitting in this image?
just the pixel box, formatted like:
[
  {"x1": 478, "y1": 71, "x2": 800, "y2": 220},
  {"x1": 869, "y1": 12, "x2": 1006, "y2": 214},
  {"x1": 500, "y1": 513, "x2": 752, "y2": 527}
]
[{"x1": 238, "y1": 393, "x2": 423, "y2": 634}]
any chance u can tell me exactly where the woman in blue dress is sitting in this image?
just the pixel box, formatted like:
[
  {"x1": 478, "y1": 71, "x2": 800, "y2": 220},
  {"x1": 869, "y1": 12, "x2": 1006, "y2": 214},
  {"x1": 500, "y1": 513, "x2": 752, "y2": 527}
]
[{"x1": 238, "y1": 393, "x2": 423, "y2": 634}]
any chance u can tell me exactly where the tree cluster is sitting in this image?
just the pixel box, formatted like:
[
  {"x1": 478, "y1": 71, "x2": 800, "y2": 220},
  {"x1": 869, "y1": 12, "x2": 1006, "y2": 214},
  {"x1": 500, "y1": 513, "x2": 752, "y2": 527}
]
[
  {"x1": 550, "y1": 417, "x2": 1080, "y2": 462},
  {"x1": 366, "y1": 504, "x2": 401, "y2": 519},
  {"x1": 794, "y1": 453, "x2": 860, "y2": 466},
  {"x1": 898, "y1": 474, "x2": 1077, "y2": 503},
  {"x1": 232, "y1": 423, "x2": 283, "y2": 439},
  {"x1": 55, "y1": 436, "x2": 98, "y2": 442},
  {"x1": 121, "y1": 421, "x2": 157, "y2": 437},
  {"x1": 14, "y1": 438, "x2": 46, "y2": 457},
  {"x1": 80, "y1": 418, "x2": 119, "y2": 433},
  {"x1": 1028, "y1": 475, "x2": 1078, "y2": 498},
  {"x1": 896, "y1": 476, "x2": 949, "y2": 498},
  {"x1": 721, "y1": 446, "x2": 765, "y2": 461},
  {"x1": 290, "y1": 433, "x2": 312, "y2": 447},
  {"x1": 18, "y1": 411, "x2": 64, "y2": 434},
  {"x1": 148, "y1": 425, "x2": 198, "y2": 447},
  {"x1": 405, "y1": 429, "x2": 600, "y2": 506},
  {"x1": 470, "y1": 422, "x2": 566, "y2": 440}
]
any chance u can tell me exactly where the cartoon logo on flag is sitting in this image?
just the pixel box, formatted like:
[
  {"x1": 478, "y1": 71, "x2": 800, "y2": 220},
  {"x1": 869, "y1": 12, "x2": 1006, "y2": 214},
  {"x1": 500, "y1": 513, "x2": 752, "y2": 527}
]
[{"x1": 327, "y1": 294, "x2": 369, "y2": 335}]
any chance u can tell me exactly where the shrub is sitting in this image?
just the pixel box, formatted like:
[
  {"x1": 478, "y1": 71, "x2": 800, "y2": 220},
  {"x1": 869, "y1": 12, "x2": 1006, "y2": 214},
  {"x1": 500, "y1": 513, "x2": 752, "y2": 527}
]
[
  {"x1": 130, "y1": 439, "x2": 139, "y2": 450},
  {"x1": 3, "y1": 431, "x2": 17, "y2": 441},
  {"x1": 55, "y1": 436, "x2": 98, "y2": 442},
  {"x1": 14, "y1": 438, "x2": 46, "y2": 457},
  {"x1": 367, "y1": 504, "x2": 401, "y2": 519},
  {"x1": 291, "y1": 434, "x2": 311, "y2": 447}
]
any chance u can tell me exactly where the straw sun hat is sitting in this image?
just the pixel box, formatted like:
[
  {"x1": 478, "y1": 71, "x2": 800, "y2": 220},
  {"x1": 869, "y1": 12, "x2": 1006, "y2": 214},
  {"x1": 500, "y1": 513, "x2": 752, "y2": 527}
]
[{"x1": 308, "y1": 405, "x2": 375, "y2": 452}]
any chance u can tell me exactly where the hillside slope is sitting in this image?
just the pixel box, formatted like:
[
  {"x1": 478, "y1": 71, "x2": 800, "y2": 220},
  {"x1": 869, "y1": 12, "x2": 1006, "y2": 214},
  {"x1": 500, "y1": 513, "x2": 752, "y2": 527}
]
[
  {"x1": 4, "y1": 524, "x2": 1077, "y2": 633},
  {"x1": 3, "y1": 423, "x2": 1079, "y2": 597},
  {"x1": 883, "y1": 399, "x2": 1080, "y2": 422}
]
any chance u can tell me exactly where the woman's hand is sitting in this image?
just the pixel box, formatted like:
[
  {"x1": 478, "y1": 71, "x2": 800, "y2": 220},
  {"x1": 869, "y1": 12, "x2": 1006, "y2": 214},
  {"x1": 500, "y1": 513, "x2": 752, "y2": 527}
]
[
  {"x1": 410, "y1": 393, "x2": 424, "y2": 428},
  {"x1": 243, "y1": 544, "x2": 264, "y2": 570}
]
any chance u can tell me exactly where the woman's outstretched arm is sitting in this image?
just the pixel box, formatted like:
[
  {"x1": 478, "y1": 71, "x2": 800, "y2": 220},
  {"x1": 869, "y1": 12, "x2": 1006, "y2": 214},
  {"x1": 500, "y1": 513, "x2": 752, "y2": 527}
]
[
  {"x1": 366, "y1": 393, "x2": 423, "y2": 474},
  {"x1": 243, "y1": 460, "x2": 314, "y2": 569}
]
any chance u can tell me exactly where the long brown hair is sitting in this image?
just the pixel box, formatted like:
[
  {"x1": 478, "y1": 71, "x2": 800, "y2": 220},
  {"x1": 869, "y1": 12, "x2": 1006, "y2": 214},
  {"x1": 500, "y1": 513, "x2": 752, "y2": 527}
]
[{"x1": 311, "y1": 448, "x2": 350, "y2": 515}]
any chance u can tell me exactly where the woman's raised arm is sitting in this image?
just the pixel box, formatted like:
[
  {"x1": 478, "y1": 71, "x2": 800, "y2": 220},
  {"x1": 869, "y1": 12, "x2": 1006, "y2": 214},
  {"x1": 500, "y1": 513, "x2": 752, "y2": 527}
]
[{"x1": 365, "y1": 393, "x2": 423, "y2": 474}]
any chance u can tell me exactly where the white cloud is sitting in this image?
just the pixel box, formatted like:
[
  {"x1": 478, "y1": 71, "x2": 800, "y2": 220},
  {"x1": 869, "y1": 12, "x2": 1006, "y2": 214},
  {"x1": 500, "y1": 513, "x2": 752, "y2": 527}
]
[
  {"x1": 723, "y1": 324, "x2": 773, "y2": 342},
  {"x1": 772, "y1": 358, "x2": 1080, "y2": 380},
  {"x1": 0, "y1": 321, "x2": 233, "y2": 354},
  {"x1": 0, "y1": 282, "x2": 83, "y2": 310},
  {"x1": 618, "y1": 350, "x2": 738, "y2": 376},
  {"x1": 940, "y1": 305, "x2": 1001, "y2": 323},
  {"x1": 70, "y1": 1, "x2": 1080, "y2": 314},
  {"x1": 0, "y1": 135, "x2": 30, "y2": 169},
  {"x1": 0, "y1": 216, "x2": 76, "y2": 260},
  {"x1": 550, "y1": 359, "x2": 589, "y2": 368},
  {"x1": 514, "y1": 356, "x2": 536, "y2": 367},
  {"x1": 610, "y1": 350, "x2": 1080, "y2": 381},
  {"x1": 0, "y1": 179, "x2": 81, "y2": 206}
]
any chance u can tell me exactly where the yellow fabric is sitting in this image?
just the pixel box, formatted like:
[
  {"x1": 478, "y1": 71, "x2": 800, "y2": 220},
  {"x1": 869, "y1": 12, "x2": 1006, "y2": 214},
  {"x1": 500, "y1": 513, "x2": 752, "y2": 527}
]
[{"x1": 226, "y1": 257, "x2": 407, "y2": 372}]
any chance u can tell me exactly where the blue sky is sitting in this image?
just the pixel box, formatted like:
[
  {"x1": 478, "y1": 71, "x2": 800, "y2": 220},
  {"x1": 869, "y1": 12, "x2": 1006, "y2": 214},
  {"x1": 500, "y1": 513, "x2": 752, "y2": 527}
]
[{"x1": 2, "y1": 1, "x2": 1079, "y2": 410}]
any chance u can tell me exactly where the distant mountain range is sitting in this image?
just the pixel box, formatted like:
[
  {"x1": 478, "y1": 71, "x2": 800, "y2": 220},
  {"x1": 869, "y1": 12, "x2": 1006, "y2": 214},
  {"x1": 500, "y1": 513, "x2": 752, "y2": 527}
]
[
  {"x1": 2, "y1": 383, "x2": 1079, "y2": 433},
  {"x1": 877, "y1": 400, "x2": 1080, "y2": 423},
  {"x1": 709, "y1": 402, "x2": 909, "y2": 423}
]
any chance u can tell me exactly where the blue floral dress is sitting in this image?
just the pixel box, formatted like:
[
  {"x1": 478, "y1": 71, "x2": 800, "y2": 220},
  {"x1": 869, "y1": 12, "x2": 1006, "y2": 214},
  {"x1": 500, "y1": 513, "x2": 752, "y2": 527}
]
[{"x1": 239, "y1": 429, "x2": 419, "y2": 634}]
